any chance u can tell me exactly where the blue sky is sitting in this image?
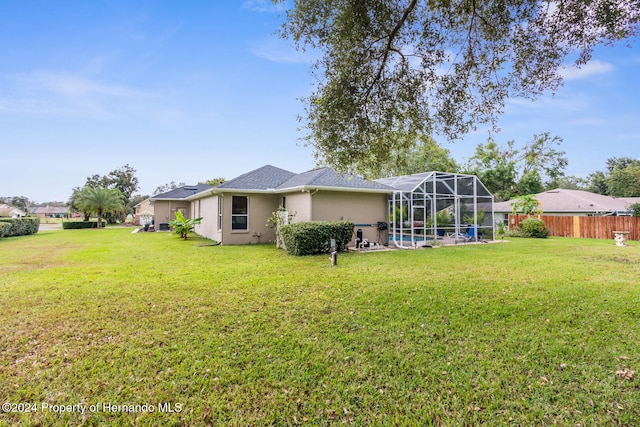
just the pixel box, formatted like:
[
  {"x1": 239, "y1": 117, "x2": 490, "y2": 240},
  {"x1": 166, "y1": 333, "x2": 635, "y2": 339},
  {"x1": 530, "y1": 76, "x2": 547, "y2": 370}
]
[{"x1": 1, "y1": 1, "x2": 639, "y2": 202}]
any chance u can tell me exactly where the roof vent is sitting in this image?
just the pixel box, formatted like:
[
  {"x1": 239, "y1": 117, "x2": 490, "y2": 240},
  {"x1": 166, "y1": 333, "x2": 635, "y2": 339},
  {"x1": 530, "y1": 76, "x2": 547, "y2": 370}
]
[{"x1": 184, "y1": 187, "x2": 198, "y2": 191}]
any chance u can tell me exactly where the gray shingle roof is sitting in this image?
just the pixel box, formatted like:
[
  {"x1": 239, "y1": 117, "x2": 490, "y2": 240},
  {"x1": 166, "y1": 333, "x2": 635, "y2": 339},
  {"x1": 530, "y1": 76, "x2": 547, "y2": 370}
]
[
  {"x1": 494, "y1": 189, "x2": 638, "y2": 213},
  {"x1": 216, "y1": 165, "x2": 296, "y2": 190},
  {"x1": 152, "y1": 184, "x2": 213, "y2": 200},
  {"x1": 188, "y1": 165, "x2": 393, "y2": 197},
  {"x1": 277, "y1": 167, "x2": 394, "y2": 191}
]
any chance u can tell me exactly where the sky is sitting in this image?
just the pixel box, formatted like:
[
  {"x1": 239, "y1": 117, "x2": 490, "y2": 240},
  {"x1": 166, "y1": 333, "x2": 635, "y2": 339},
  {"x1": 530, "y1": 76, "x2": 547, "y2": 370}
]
[{"x1": 1, "y1": 1, "x2": 639, "y2": 202}]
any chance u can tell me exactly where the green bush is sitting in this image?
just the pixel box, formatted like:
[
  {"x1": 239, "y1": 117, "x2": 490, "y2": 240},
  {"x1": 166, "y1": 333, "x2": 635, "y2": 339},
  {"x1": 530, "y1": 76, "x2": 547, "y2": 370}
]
[
  {"x1": 0, "y1": 222, "x2": 11, "y2": 238},
  {"x1": 62, "y1": 221, "x2": 107, "y2": 229},
  {"x1": 0, "y1": 218, "x2": 40, "y2": 237},
  {"x1": 280, "y1": 221, "x2": 355, "y2": 256},
  {"x1": 519, "y1": 217, "x2": 550, "y2": 238}
]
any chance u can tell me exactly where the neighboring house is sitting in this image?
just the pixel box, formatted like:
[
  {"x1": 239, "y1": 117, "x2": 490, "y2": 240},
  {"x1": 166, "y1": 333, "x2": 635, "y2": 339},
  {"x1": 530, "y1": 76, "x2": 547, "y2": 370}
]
[
  {"x1": 186, "y1": 165, "x2": 394, "y2": 245},
  {"x1": 494, "y1": 189, "x2": 640, "y2": 223},
  {"x1": 149, "y1": 184, "x2": 214, "y2": 229},
  {"x1": 619, "y1": 196, "x2": 640, "y2": 208},
  {"x1": 133, "y1": 198, "x2": 154, "y2": 226},
  {"x1": 31, "y1": 206, "x2": 69, "y2": 218},
  {"x1": 0, "y1": 203, "x2": 26, "y2": 218}
]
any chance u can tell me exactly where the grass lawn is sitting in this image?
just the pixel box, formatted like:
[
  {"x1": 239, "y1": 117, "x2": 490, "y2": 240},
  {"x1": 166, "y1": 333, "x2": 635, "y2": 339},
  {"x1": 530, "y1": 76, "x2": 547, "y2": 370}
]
[{"x1": 1, "y1": 229, "x2": 638, "y2": 426}]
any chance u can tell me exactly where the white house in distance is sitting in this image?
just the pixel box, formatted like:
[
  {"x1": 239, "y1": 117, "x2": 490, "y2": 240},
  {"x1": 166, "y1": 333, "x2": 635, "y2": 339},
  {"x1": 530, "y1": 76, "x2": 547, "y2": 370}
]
[{"x1": 0, "y1": 203, "x2": 25, "y2": 218}]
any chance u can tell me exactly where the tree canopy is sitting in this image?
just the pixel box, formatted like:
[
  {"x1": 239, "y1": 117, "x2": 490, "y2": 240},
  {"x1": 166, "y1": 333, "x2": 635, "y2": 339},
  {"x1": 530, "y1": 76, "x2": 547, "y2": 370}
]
[
  {"x1": 464, "y1": 132, "x2": 567, "y2": 201},
  {"x1": 277, "y1": 0, "x2": 639, "y2": 175},
  {"x1": 75, "y1": 187, "x2": 125, "y2": 228},
  {"x1": 588, "y1": 156, "x2": 640, "y2": 196},
  {"x1": 153, "y1": 181, "x2": 186, "y2": 195},
  {"x1": 75, "y1": 164, "x2": 140, "y2": 222}
]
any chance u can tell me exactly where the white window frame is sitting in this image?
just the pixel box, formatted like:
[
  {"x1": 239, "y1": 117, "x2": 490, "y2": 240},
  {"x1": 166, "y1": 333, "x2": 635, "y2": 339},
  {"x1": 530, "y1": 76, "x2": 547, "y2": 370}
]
[{"x1": 231, "y1": 196, "x2": 249, "y2": 232}]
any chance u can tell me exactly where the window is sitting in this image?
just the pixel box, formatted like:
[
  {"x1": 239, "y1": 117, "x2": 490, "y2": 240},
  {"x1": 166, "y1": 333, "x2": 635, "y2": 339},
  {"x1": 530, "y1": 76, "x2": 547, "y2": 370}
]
[{"x1": 231, "y1": 196, "x2": 248, "y2": 231}]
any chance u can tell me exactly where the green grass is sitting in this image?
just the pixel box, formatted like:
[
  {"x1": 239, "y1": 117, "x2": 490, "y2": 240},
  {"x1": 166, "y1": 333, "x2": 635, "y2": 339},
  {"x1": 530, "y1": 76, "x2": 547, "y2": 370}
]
[{"x1": 1, "y1": 229, "x2": 639, "y2": 426}]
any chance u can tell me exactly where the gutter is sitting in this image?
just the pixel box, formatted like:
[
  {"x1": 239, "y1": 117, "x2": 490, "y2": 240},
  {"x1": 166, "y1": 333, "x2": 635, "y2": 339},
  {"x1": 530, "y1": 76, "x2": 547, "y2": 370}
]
[{"x1": 184, "y1": 185, "x2": 393, "y2": 201}]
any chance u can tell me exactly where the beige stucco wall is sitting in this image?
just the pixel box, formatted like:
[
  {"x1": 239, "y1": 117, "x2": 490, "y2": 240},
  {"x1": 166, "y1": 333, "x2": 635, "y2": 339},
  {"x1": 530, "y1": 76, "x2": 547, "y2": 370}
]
[
  {"x1": 190, "y1": 190, "x2": 389, "y2": 246},
  {"x1": 311, "y1": 191, "x2": 389, "y2": 245},
  {"x1": 219, "y1": 193, "x2": 279, "y2": 245},
  {"x1": 152, "y1": 200, "x2": 191, "y2": 226},
  {"x1": 193, "y1": 196, "x2": 222, "y2": 242},
  {"x1": 282, "y1": 192, "x2": 312, "y2": 223}
]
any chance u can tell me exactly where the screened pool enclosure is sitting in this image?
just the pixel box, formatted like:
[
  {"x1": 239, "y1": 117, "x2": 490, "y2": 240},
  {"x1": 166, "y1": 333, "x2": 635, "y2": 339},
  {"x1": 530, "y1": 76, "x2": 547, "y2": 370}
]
[{"x1": 377, "y1": 172, "x2": 494, "y2": 246}]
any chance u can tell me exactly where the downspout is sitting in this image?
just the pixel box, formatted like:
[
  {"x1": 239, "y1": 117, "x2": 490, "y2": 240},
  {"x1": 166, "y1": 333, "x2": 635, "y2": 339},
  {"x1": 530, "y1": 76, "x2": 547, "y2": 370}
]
[
  {"x1": 308, "y1": 188, "x2": 319, "y2": 220},
  {"x1": 218, "y1": 193, "x2": 224, "y2": 245}
]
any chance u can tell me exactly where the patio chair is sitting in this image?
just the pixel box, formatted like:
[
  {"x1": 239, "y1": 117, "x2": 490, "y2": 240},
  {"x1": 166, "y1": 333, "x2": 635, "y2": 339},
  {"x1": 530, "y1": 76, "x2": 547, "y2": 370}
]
[
  {"x1": 463, "y1": 226, "x2": 481, "y2": 241},
  {"x1": 447, "y1": 227, "x2": 480, "y2": 242}
]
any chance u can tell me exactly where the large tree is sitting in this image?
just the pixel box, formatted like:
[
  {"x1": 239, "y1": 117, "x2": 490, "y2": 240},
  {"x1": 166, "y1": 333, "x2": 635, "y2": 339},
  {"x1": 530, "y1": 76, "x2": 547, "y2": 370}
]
[
  {"x1": 75, "y1": 187, "x2": 125, "y2": 228},
  {"x1": 586, "y1": 157, "x2": 640, "y2": 196},
  {"x1": 601, "y1": 157, "x2": 640, "y2": 196},
  {"x1": 153, "y1": 181, "x2": 186, "y2": 195},
  {"x1": 106, "y1": 164, "x2": 139, "y2": 205},
  {"x1": 277, "y1": 0, "x2": 639, "y2": 175},
  {"x1": 371, "y1": 135, "x2": 459, "y2": 178},
  {"x1": 466, "y1": 140, "x2": 519, "y2": 201},
  {"x1": 465, "y1": 132, "x2": 567, "y2": 200},
  {"x1": 607, "y1": 164, "x2": 640, "y2": 196},
  {"x1": 82, "y1": 164, "x2": 140, "y2": 221}
]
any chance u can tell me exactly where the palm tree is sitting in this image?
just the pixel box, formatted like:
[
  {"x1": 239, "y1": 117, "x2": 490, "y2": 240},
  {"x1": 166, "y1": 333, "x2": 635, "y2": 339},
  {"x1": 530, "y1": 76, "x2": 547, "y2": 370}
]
[{"x1": 76, "y1": 187, "x2": 125, "y2": 228}]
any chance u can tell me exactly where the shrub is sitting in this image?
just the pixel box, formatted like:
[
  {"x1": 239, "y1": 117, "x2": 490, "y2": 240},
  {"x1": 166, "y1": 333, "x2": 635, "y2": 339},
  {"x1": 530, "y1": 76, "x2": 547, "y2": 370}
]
[
  {"x1": 0, "y1": 222, "x2": 11, "y2": 238},
  {"x1": 519, "y1": 217, "x2": 550, "y2": 238},
  {"x1": 280, "y1": 221, "x2": 355, "y2": 256},
  {"x1": 62, "y1": 221, "x2": 107, "y2": 229},
  {"x1": 0, "y1": 218, "x2": 40, "y2": 237}
]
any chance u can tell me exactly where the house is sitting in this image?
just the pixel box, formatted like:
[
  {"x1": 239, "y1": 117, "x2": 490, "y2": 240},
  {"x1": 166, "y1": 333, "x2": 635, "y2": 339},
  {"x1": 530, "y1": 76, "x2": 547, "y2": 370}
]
[
  {"x1": 31, "y1": 206, "x2": 69, "y2": 218},
  {"x1": 494, "y1": 189, "x2": 640, "y2": 223},
  {"x1": 186, "y1": 165, "x2": 394, "y2": 245},
  {"x1": 149, "y1": 184, "x2": 214, "y2": 230},
  {"x1": 0, "y1": 203, "x2": 26, "y2": 218},
  {"x1": 133, "y1": 198, "x2": 154, "y2": 226}
]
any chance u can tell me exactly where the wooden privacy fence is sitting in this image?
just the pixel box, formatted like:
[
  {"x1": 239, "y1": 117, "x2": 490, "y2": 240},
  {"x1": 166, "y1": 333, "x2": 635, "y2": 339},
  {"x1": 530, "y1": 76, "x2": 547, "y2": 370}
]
[{"x1": 509, "y1": 214, "x2": 640, "y2": 241}]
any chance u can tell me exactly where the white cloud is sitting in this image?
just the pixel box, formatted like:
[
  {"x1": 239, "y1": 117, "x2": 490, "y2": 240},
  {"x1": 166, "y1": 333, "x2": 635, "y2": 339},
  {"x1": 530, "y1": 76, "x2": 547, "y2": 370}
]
[
  {"x1": 242, "y1": 0, "x2": 287, "y2": 13},
  {"x1": 559, "y1": 60, "x2": 614, "y2": 80},
  {"x1": 567, "y1": 117, "x2": 607, "y2": 126},
  {"x1": 0, "y1": 71, "x2": 150, "y2": 119},
  {"x1": 23, "y1": 72, "x2": 142, "y2": 98},
  {"x1": 250, "y1": 38, "x2": 317, "y2": 64}
]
